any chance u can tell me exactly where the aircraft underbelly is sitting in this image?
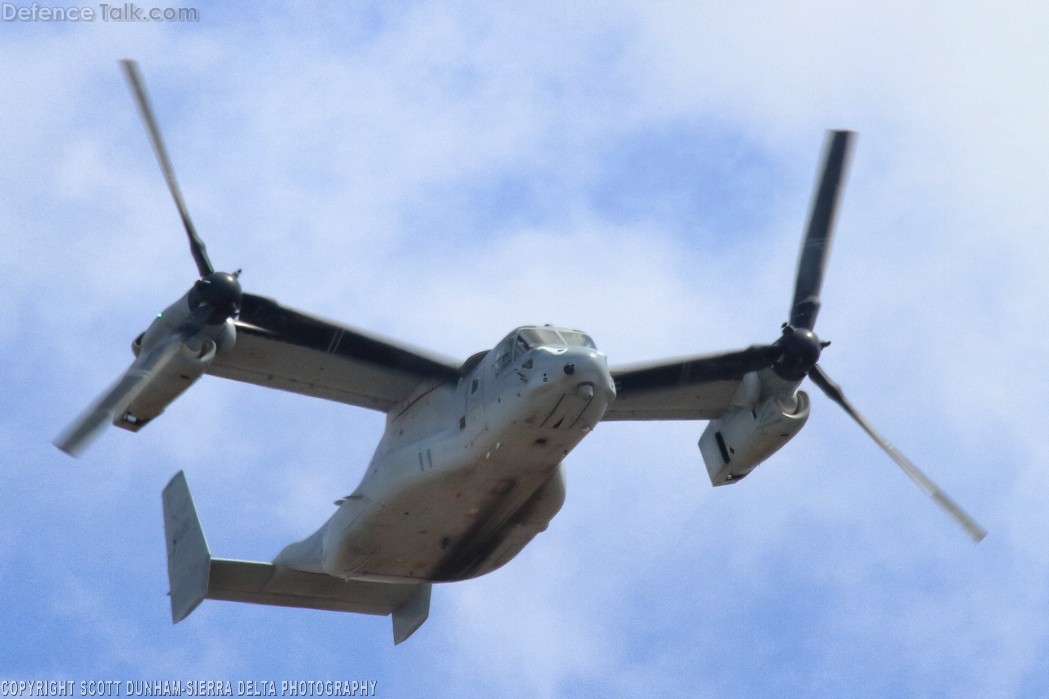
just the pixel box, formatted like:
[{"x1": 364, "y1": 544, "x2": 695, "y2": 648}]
[{"x1": 326, "y1": 420, "x2": 585, "y2": 583}]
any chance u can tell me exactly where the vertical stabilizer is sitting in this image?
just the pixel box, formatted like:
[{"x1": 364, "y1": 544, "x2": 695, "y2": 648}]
[
  {"x1": 392, "y1": 583, "x2": 431, "y2": 645},
  {"x1": 162, "y1": 471, "x2": 211, "y2": 623}
]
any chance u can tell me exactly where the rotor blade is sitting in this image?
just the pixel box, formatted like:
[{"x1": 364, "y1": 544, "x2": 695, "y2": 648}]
[
  {"x1": 808, "y1": 364, "x2": 986, "y2": 542},
  {"x1": 54, "y1": 339, "x2": 183, "y2": 457},
  {"x1": 175, "y1": 302, "x2": 216, "y2": 339},
  {"x1": 790, "y1": 130, "x2": 854, "y2": 330},
  {"x1": 120, "y1": 59, "x2": 214, "y2": 278}
]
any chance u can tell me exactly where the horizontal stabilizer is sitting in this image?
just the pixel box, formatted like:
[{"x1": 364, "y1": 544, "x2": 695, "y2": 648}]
[{"x1": 161, "y1": 471, "x2": 432, "y2": 644}]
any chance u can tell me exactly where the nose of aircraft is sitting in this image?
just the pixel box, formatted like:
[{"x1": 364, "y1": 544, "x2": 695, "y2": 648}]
[{"x1": 517, "y1": 347, "x2": 615, "y2": 430}]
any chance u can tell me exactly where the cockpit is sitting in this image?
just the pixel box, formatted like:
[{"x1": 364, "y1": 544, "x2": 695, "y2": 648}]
[
  {"x1": 488, "y1": 326, "x2": 598, "y2": 375},
  {"x1": 512, "y1": 327, "x2": 596, "y2": 357}
]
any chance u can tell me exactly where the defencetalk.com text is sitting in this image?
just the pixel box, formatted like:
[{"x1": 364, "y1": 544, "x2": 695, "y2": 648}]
[{"x1": 1, "y1": 3, "x2": 199, "y2": 22}]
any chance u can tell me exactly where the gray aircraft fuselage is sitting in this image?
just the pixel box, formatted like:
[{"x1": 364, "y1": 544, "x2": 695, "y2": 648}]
[{"x1": 275, "y1": 326, "x2": 616, "y2": 583}]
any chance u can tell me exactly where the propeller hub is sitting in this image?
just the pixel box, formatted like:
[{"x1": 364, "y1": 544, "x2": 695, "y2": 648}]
[
  {"x1": 773, "y1": 325, "x2": 823, "y2": 381},
  {"x1": 189, "y1": 271, "x2": 243, "y2": 322}
]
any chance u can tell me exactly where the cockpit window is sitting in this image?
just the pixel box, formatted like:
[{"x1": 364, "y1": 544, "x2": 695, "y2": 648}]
[
  {"x1": 512, "y1": 327, "x2": 597, "y2": 359},
  {"x1": 515, "y1": 334, "x2": 532, "y2": 356},
  {"x1": 492, "y1": 335, "x2": 514, "y2": 374},
  {"x1": 558, "y1": 330, "x2": 597, "y2": 349}
]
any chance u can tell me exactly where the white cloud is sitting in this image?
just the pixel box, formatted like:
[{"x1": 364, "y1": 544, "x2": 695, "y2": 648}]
[{"x1": 3, "y1": 1, "x2": 1048, "y2": 695}]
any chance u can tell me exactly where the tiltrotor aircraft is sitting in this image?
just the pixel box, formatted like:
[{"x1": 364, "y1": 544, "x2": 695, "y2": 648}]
[{"x1": 55, "y1": 61, "x2": 986, "y2": 644}]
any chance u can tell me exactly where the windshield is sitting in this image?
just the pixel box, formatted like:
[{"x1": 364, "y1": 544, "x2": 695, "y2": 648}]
[{"x1": 513, "y1": 327, "x2": 596, "y2": 359}]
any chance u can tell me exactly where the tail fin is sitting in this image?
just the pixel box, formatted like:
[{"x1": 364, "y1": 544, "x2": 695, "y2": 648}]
[
  {"x1": 162, "y1": 471, "x2": 212, "y2": 622},
  {"x1": 161, "y1": 471, "x2": 432, "y2": 644}
]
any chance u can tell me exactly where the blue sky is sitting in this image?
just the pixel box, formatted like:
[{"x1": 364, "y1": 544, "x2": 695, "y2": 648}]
[{"x1": 3, "y1": 2, "x2": 1048, "y2": 696}]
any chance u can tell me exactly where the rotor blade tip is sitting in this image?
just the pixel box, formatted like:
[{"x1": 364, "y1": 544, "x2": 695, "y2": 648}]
[
  {"x1": 966, "y1": 522, "x2": 988, "y2": 543},
  {"x1": 53, "y1": 436, "x2": 85, "y2": 458}
]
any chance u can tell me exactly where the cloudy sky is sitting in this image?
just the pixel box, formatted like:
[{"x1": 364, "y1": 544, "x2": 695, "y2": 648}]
[{"x1": 3, "y1": 1, "x2": 1048, "y2": 696}]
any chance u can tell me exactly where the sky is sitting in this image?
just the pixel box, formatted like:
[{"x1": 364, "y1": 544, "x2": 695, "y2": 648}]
[{"x1": 2, "y1": 1, "x2": 1048, "y2": 696}]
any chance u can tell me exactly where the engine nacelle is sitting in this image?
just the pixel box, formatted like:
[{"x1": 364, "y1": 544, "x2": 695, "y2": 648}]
[
  {"x1": 116, "y1": 338, "x2": 220, "y2": 431},
  {"x1": 132, "y1": 295, "x2": 236, "y2": 359},
  {"x1": 699, "y1": 391, "x2": 811, "y2": 486},
  {"x1": 118, "y1": 298, "x2": 237, "y2": 432}
]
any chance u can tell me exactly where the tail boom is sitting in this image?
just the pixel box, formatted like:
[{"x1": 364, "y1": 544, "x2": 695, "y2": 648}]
[{"x1": 161, "y1": 471, "x2": 431, "y2": 644}]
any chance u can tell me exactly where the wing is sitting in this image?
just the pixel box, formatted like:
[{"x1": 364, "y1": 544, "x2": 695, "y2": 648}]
[
  {"x1": 207, "y1": 293, "x2": 462, "y2": 412},
  {"x1": 603, "y1": 345, "x2": 782, "y2": 421}
]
